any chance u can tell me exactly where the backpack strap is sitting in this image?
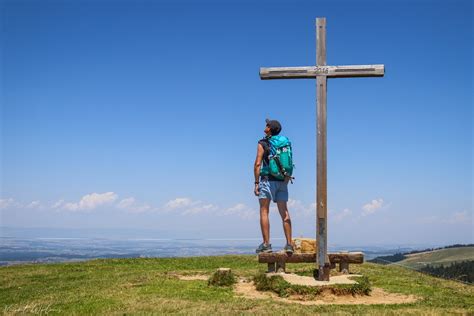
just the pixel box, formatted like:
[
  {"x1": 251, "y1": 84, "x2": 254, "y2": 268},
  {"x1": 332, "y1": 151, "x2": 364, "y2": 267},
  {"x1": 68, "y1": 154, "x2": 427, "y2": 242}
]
[
  {"x1": 273, "y1": 155, "x2": 294, "y2": 184},
  {"x1": 258, "y1": 138, "x2": 271, "y2": 163}
]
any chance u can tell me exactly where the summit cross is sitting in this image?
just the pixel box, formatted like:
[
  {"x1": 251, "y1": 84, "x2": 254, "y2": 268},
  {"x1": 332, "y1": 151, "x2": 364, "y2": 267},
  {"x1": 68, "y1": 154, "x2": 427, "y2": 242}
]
[{"x1": 259, "y1": 17, "x2": 385, "y2": 281}]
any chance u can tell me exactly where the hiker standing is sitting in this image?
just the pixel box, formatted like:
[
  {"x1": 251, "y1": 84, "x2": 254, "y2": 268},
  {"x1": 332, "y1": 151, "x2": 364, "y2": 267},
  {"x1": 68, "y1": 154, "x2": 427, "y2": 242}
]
[{"x1": 254, "y1": 119, "x2": 294, "y2": 254}]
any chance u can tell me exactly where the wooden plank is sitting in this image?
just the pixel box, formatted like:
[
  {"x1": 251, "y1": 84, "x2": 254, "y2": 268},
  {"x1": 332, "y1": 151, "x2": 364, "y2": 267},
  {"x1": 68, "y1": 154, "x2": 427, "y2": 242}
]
[
  {"x1": 316, "y1": 17, "x2": 330, "y2": 281},
  {"x1": 317, "y1": 18, "x2": 326, "y2": 66},
  {"x1": 328, "y1": 252, "x2": 364, "y2": 263},
  {"x1": 260, "y1": 66, "x2": 325, "y2": 79},
  {"x1": 259, "y1": 253, "x2": 315, "y2": 263},
  {"x1": 330, "y1": 64, "x2": 385, "y2": 78},
  {"x1": 258, "y1": 252, "x2": 364, "y2": 264},
  {"x1": 259, "y1": 64, "x2": 384, "y2": 79},
  {"x1": 316, "y1": 75, "x2": 328, "y2": 272}
]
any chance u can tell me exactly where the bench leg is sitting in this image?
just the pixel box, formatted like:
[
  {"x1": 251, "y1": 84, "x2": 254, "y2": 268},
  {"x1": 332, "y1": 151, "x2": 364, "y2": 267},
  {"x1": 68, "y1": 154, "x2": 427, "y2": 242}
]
[
  {"x1": 339, "y1": 261, "x2": 349, "y2": 274},
  {"x1": 276, "y1": 261, "x2": 286, "y2": 273},
  {"x1": 267, "y1": 262, "x2": 276, "y2": 273}
]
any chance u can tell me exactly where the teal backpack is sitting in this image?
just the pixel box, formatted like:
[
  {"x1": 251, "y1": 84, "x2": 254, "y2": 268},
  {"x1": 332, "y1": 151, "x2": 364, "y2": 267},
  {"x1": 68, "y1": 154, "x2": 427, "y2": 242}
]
[{"x1": 260, "y1": 135, "x2": 294, "y2": 181}]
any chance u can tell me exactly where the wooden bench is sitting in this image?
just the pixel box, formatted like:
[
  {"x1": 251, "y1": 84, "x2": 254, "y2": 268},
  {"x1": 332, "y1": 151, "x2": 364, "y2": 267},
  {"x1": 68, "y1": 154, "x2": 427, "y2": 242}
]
[{"x1": 258, "y1": 252, "x2": 364, "y2": 273}]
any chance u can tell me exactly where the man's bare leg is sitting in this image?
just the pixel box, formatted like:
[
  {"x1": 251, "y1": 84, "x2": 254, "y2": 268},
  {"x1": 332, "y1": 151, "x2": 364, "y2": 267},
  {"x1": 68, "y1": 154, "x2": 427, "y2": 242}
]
[
  {"x1": 277, "y1": 201, "x2": 292, "y2": 245},
  {"x1": 259, "y1": 198, "x2": 271, "y2": 244}
]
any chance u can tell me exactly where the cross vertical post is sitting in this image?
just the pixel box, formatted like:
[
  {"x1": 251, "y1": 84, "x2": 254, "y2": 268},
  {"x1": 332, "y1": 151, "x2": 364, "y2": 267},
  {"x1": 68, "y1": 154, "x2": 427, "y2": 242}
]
[
  {"x1": 316, "y1": 17, "x2": 330, "y2": 281},
  {"x1": 259, "y1": 17, "x2": 384, "y2": 281}
]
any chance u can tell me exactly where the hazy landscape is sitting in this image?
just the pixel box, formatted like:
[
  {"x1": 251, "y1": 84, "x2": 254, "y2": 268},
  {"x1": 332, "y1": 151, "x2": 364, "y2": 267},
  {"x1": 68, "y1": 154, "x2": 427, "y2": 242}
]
[{"x1": 0, "y1": 227, "x2": 443, "y2": 266}]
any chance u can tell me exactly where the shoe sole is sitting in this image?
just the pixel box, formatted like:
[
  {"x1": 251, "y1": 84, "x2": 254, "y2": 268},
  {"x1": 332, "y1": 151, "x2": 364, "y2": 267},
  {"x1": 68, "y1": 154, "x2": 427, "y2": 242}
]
[{"x1": 256, "y1": 249, "x2": 273, "y2": 254}]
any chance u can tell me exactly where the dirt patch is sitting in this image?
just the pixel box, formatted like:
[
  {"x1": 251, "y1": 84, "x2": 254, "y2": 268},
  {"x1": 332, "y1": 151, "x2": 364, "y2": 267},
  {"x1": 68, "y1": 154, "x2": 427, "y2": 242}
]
[
  {"x1": 277, "y1": 273, "x2": 360, "y2": 286},
  {"x1": 234, "y1": 280, "x2": 419, "y2": 305}
]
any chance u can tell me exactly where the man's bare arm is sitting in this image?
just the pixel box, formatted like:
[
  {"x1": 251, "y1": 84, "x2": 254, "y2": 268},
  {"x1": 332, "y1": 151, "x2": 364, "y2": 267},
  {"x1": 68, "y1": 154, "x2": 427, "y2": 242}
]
[
  {"x1": 254, "y1": 143, "x2": 264, "y2": 183},
  {"x1": 253, "y1": 144, "x2": 264, "y2": 196}
]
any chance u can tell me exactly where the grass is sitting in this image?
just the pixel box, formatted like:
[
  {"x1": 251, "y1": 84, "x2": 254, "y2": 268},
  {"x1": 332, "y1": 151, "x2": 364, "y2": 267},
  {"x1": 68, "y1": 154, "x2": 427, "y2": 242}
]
[
  {"x1": 254, "y1": 271, "x2": 322, "y2": 297},
  {"x1": 399, "y1": 247, "x2": 474, "y2": 269},
  {"x1": 208, "y1": 269, "x2": 236, "y2": 287},
  {"x1": 1, "y1": 255, "x2": 473, "y2": 315}
]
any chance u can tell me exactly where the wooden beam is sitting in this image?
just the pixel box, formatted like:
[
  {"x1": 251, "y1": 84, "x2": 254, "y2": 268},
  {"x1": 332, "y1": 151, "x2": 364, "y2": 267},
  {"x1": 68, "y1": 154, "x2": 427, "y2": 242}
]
[
  {"x1": 259, "y1": 253, "x2": 315, "y2": 263},
  {"x1": 329, "y1": 252, "x2": 364, "y2": 264},
  {"x1": 330, "y1": 64, "x2": 385, "y2": 78},
  {"x1": 258, "y1": 252, "x2": 364, "y2": 264},
  {"x1": 316, "y1": 17, "x2": 330, "y2": 282},
  {"x1": 260, "y1": 65, "x2": 384, "y2": 79}
]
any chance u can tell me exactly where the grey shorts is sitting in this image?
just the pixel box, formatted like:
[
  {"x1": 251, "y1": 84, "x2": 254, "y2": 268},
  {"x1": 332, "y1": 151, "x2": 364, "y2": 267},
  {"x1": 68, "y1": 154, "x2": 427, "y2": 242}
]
[{"x1": 258, "y1": 179, "x2": 288, "y2": 202}]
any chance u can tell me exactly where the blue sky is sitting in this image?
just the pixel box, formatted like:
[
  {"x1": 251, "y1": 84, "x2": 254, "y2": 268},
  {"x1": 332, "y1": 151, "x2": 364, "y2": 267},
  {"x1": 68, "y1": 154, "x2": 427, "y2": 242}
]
[{"x1": 1, "y1": 0, "x2": 472, "y2": 245}]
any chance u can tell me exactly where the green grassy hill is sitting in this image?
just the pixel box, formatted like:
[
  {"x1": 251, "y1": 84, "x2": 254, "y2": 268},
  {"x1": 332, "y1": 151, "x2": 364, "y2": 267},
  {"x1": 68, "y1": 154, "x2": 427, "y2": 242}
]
[
  {"x1": 1, "y1": 255, "x2": 473, "y2": 315},
  {"x1": 399, "y1": 247, "x2": 474, "y2": 269}
]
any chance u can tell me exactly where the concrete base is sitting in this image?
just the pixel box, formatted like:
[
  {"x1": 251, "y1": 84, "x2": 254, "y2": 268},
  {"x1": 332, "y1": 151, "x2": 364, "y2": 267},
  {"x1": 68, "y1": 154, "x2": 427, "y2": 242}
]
[{"x1": 267, "y1": 273, "x2": 362, "y2": 287}]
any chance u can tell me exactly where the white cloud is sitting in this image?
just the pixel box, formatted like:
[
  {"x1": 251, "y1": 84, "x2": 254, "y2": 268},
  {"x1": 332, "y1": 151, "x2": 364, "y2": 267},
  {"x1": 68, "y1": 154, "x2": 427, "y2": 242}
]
[
  {"x1": 52, "y1": 200, "x2": 65, "y2": 209},
  {"x1": 223, "y1": 203, "x2": 257, "y2": 220},
  {"x1": 309, "y1": 203, "x2": 317, "y2": 215},
  {"x1": 181, "y1": 203, "x2": 218, "y2": 215},
  {"x1": 331, "y1": 208, "x2": 352, "y2": 221},
  {"x1": 0, "y1": 198, "x2": 16, "y2": 210},
  {"x1": 283, "y1": 199, "x2": 315, "y2": 217},
  {"x1": 362, "y1": 198, "x2": 384, "y2": 216},
  {"x1": 116, "y1": 197, "x2": 153, "y2": 213},
  {"x1": 164, "y1": 198, "x2": 194, "y2": 210},
  {"x1": 162, "y1": 197, "x2": 218, "y2": 215},
  {"x1": 62, "y1": 192, "x2": 118, "y2": 211},
  {"x1": 117, "y1": 197, "x2": 135, "y2": 209},
  {"x1": 26, "y1": 201, "x2": 42, "y2": 209},
  {"x1": 287, "y1": 199, "x2": 306, "y2": 215}
]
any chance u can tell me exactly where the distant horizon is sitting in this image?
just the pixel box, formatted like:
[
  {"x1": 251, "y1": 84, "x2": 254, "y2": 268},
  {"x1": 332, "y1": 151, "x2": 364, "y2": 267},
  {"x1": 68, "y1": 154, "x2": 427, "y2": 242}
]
[{"x1": 1, "y1": 226, "x2": 467, "y2": 249}]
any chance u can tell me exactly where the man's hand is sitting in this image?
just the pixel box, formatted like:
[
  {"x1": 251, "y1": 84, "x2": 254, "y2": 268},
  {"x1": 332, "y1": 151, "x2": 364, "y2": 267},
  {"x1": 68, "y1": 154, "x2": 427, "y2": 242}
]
[{"x1": 254, "y1": 183, "x2": 260, "y2": 196}]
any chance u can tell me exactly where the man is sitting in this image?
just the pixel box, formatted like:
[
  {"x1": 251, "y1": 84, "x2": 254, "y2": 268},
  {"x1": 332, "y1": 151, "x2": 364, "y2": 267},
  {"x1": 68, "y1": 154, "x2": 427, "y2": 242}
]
[{"x1": 254, "y1": 119, "x2": 293, "y2": 254}]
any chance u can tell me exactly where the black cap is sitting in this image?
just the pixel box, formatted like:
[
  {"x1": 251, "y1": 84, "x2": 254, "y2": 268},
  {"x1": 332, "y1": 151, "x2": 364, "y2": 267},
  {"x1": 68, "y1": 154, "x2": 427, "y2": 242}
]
[{"x1": 265, "y1": 118, "x2": 282, "y2": 135}]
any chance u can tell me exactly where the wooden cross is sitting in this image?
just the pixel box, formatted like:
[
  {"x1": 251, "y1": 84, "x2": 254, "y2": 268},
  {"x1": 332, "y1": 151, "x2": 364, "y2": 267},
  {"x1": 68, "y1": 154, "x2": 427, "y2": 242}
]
[{"x1": 259, "y1": 17, "x2": 385, "y2": 281}]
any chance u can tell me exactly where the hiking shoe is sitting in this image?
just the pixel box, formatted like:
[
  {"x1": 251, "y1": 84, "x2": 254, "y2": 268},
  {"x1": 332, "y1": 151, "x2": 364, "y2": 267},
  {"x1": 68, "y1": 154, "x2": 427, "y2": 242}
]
[
  {"x1": 284, "y1": 243, "x2": 294, "y2": 254},
  {"x1": 256, "y1": 243, "x2": 272, "y2": 254}
]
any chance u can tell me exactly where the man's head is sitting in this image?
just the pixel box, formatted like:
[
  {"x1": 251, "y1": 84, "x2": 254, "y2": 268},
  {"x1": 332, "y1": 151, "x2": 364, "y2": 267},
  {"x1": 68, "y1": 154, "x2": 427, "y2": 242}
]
[{"x1": 265, "y1": 118, "x2": 282, "y2": 136}]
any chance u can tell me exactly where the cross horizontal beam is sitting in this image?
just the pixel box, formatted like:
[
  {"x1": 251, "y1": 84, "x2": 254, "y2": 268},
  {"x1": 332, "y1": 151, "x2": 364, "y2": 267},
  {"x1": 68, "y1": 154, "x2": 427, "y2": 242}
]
[{"x1": 260, "y1": 64, "x2": 384, "y2": 79}]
